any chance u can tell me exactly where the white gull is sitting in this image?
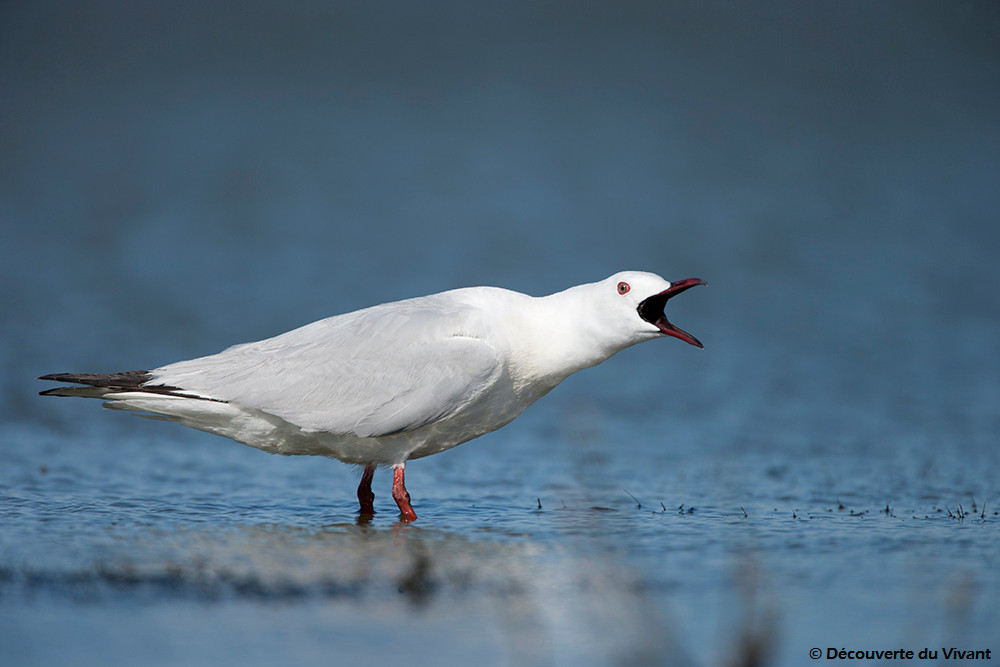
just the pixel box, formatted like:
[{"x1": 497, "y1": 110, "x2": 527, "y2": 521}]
[{"x1": 39, "y1": 271, "x2": 705, "y2": 521}]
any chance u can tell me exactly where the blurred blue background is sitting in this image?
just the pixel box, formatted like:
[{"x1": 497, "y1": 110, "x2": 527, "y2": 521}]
[
  {"x1": 2, "y1": 2, "x2": 998, "y2": 665},
  {"x1": 3, "y1": 1, "x2": 998, "y2": 439}
]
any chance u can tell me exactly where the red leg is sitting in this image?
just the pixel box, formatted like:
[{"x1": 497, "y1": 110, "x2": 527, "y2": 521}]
[
  {"x1": 358, "y1": 464, "x2": 376, "y2": 516},
  {"x1": 392, "y1": 464, "x2": 418, "y2": 522}
]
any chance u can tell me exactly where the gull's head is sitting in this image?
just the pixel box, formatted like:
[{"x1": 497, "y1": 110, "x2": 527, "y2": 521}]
[{"x1": 599, "y1": 271, "x2": 707, "y2": 348}]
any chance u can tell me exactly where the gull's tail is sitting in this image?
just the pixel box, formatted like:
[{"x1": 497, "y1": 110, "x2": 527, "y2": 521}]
[{"x1": 38, "y1": 370, "x2": 320, "y2": 457}]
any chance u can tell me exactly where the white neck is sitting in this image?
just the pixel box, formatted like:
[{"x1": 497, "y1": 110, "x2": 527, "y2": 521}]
[{"x1": 508, "y1": 285, "x2": 638, "y2": 389}]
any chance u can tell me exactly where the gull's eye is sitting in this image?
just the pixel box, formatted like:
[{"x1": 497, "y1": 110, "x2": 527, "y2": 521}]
[{"x1": 617, "y1": 281, "x2": 630, "y2": 295}]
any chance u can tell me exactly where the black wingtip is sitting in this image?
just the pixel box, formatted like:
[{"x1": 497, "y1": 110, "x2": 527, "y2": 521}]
[
  {"x1": 37, "y1": 370, "x2": 225, "y2": 403},
  {"x1": 37, "y1": 371, "x2": 154, "y2": 388}
]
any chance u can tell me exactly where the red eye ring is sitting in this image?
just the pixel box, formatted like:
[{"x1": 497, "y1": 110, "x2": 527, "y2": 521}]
[{"x1": 617, "y1": 281, "x2": 630, "y2": 295}]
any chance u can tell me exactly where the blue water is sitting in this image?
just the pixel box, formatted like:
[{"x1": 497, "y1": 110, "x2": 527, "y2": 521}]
[{"x1": 2, "y1": 2, "x2": 999, "y2": 665}]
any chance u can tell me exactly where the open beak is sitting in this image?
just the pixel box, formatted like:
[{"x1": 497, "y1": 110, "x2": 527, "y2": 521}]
[{"x1": 637, "y1": 278, "x2": 707, "y2": 348}]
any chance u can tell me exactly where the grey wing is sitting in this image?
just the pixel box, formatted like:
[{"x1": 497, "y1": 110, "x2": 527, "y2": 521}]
[
  {"x1": 149, "y1": 309, "x2": 501, "y2": 437},
  {"x1": 349, "y1": 338, "x2": 499, "y2": 437}
]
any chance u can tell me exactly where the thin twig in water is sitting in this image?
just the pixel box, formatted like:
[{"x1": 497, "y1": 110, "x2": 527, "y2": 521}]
[{"x1": 624, "y1": 489, "x2": 641, "y2": 509}]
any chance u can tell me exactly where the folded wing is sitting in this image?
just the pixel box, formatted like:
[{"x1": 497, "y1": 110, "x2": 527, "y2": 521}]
[{"x1": 149, "y1": 297, "x2": 501, "y2": 438}]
